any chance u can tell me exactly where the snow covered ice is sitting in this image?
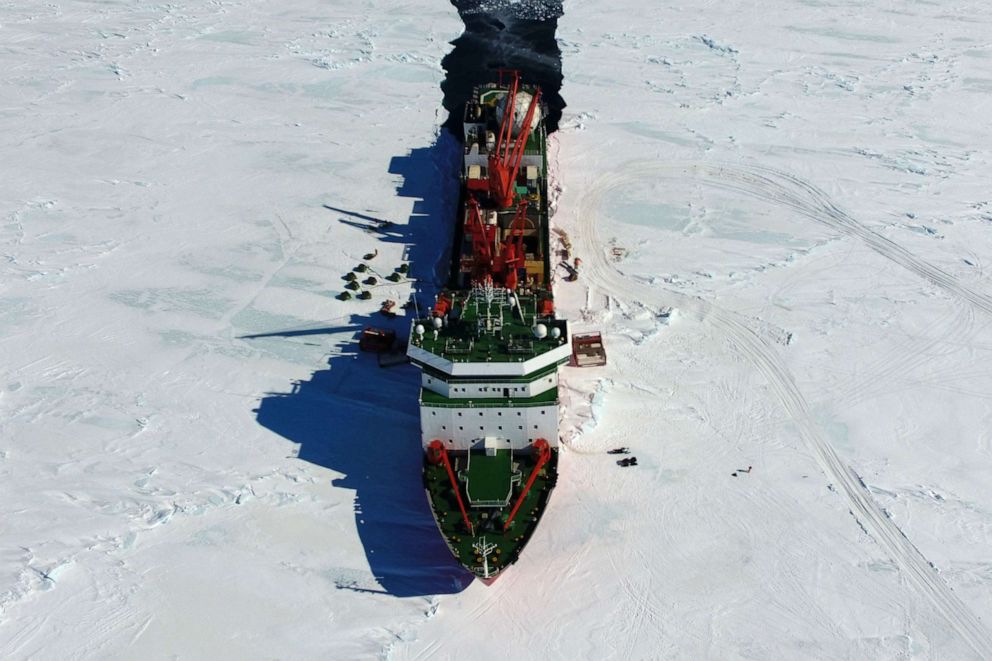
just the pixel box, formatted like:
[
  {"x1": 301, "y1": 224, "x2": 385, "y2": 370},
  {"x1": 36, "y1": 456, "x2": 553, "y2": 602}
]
[{"x1": 3, "y1": 0, "x2": 992, "y2": 658}]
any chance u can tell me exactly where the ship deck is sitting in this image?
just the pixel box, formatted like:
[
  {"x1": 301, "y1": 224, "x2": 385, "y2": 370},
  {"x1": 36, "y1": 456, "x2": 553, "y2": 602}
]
[
  {"x1": 412, "y1": 293, "x2": 566, "y2": 364},
  {"x1": 424, "y1": 449, "x2": 557, "y2": 578},
  {"x1": 465, "y1": 449, "x2": 516, "y2": 506}
]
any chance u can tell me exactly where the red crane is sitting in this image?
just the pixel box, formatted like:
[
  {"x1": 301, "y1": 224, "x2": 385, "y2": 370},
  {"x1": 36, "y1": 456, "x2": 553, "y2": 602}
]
[
  {"x1": 488, "y1": 71, "x2": 542, "y2": 209},
  {"x1": 428, "y1": 440, "x2": 474, "y2": 535},
  {"x1": 496, "y1": 200, "x2": 529, "y2": 290},
  {"x1": 503, "y1": 438, "x2": 551, "y2": 530},
  {"x1": 464, "y1": 196, "x2": 497, "y2": 282},
  {"x1": 466, "y1": 197, "x2": 530, "y2": 288}
]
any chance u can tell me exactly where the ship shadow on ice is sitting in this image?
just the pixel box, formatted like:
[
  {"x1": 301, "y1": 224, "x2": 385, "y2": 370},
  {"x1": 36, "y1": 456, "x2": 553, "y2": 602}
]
[{"x1": 254, "y1": 132, "x2": 474, "y2": 597}]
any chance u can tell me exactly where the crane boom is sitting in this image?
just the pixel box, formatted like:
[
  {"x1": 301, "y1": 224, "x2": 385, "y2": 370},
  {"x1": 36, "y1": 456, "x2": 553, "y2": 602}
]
[{"x1": 488, "y1": 71, "x2": 542, "y2": 209}]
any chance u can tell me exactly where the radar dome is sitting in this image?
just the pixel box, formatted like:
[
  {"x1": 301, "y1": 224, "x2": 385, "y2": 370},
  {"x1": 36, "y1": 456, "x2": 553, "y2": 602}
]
[
  {"x1": 550, "y1": 327, "x2": 561, "y2": 339},
  {"x1": 533, "y1": 323, "x2": 548, "y2": 339},
  {"x1": 432, "y1": 316, "x2": 443, "y2": 329},
  {"x1": 415, "y1": 324, "x2": 425, "y2": 336},
  {"x1": 497, "y1": 91, "x2": 543, "y2": 137}
]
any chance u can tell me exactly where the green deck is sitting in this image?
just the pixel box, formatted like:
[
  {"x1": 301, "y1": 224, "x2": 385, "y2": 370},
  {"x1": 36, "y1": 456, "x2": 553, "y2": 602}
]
[
  {"x1": 413, "y1": 293, "x2": 565, "y2": 363},
  {"x1": 465, "y1": 449, "x2": 516, "y2": 506},
  {"x1": 424, "y1": 449, "x2": 557, "y2": 578}
]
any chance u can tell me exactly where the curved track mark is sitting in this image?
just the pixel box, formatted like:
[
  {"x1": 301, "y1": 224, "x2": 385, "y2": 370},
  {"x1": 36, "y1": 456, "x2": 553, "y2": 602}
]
[{"x1": 569, "y1": 163, "x2": 992, "y2": 658}]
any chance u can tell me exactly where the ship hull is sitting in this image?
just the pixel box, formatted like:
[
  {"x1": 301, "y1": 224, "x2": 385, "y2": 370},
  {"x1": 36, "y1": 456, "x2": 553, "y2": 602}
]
[{"x1": 409, "y1": 74, "x2": 566, "y2": 582}]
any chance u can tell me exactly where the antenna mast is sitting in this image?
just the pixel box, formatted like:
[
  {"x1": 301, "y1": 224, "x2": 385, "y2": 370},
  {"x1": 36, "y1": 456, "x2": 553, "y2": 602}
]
[{"x1": 473, "y1": 537, "x2": 498, "y2": 580}]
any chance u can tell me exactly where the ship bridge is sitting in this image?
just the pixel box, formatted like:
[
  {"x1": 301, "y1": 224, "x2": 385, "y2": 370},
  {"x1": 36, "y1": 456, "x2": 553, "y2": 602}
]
[
  {"x1": 407, "y1": 283, "x2": 571, "y2": 377},
  {"x1": 409, "y1": 282, "x2": 570, "y2": 453}
]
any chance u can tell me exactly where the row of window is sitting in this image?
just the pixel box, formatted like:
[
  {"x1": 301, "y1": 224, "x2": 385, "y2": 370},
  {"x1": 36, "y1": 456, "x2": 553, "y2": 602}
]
[
  {"x1": 446, "y1": 386, "x2": 527, "y2": 393},
  {"x1": 430, "y1": 410, "x2": 547, "y2": 416},
  {"x1": 425, "y1": 378, "x2": 555, "y2": 392},
  {"x1": 444, "y1": 438, "x2": 543, "y2": 444},
  {"x1": 440, "y1": 425, "x2": 540, "y2": 431}
]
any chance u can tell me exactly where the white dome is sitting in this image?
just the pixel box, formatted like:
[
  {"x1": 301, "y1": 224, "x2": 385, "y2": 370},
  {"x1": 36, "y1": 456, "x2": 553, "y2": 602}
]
[
  {"x1": 550, "y1": 327, "x2": 561, "y2": 339},
  {"x1": 533, "y1": 323, "x2": 548, "y2": 339},
  {"x1": 414, "y1": 324, "x2": 425, "y2": 336},
  {"x1": 497, "y1": 91, "x2": 543, "y2": 137},
  {"x1": 432, "y1": 316, "x2": 443, "y2": 329}
]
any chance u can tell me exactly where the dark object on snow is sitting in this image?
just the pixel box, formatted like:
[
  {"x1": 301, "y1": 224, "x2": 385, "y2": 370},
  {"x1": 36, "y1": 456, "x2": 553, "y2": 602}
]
[
  {"x1": 355, "y1": 263, "x2": 368, "y2": 273},
  {"x1": 560, "y1": 261, "x2": 578, "y2": 282},
  {"x1": 359, "y1": 327, "x2": 396, "y2": 352},
  {"x1": 572, "y1": 332, "x2": 607, "y2": 367},
  {"x1": 344, "y1": 272, "x2": 357, "y2": 281},
  {"x1": 364, "y1": 276, "x2": 378, "y2": 286},
  {"x1": 398, "y1": 263, "x2": 409, "y2": 274},
  {"x1": 616, "y1": 457, "x2": 638, "y2": 467},
  {"x1": 345, "y1": 281, "x2": 360, "y2": 291},
  {"x1": 364, "y1": 249, "x2": 378, "y2": 260},
  {"x1": 386, "y1": 272, "x2": 402, "y2": 282},
  {"x1": 337, "y1": 291, "x2": 352, "y2": 301},
  {"x1": 358, "y1": 290, "x2": 372, "y2": 300},
  {"x1": 607, "y1": 447, "x2": 630, "y2": 455}
]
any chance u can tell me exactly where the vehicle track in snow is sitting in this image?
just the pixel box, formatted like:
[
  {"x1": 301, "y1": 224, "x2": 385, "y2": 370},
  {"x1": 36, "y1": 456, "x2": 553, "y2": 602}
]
[
  {"x1": 569, "y1": 162, "x2": 992, "y2": 658},
  {"x1": 831, "y1": 299, "x2": 976, "y2": 408},
  {"x1": 671, "y1": 161, "x2": 992, "y2": 316}
]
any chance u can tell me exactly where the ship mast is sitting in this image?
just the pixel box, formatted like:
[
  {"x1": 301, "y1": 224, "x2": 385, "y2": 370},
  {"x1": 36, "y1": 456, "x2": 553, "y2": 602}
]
[{"x1": 473, "y1": 537, "x2": 497, "y2": 580}]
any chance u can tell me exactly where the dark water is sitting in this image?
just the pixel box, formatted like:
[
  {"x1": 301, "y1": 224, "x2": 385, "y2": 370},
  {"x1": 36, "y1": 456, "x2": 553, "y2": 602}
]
[{"x1": 443, "y1": 0, "x2": 565, "y2": 135}]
